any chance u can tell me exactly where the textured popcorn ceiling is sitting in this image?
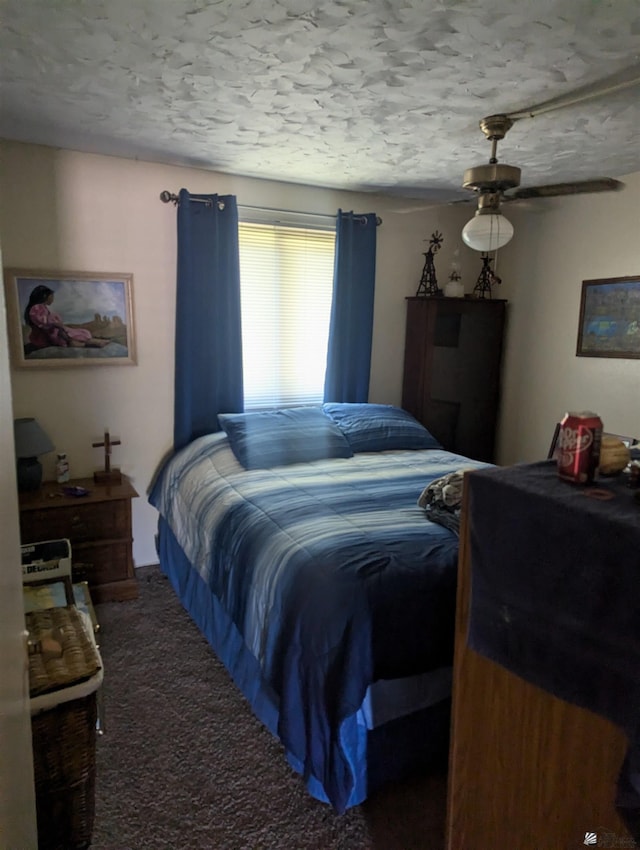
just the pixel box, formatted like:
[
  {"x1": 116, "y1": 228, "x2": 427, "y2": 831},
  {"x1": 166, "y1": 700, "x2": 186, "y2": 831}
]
[{"x1": 1, "y1": 0, "x2": 639, "y2": 202}]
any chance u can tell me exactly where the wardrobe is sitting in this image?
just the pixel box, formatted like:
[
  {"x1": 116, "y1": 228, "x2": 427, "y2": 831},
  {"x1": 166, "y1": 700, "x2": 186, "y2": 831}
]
[{"x1": 401, "y1": 297, "x2": 507, "y2": 463}]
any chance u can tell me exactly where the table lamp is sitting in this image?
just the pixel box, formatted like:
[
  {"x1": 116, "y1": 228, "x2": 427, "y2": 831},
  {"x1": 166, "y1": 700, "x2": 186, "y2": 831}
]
[{"x1": 14, "y1": 418, "x2": 54, "y2": 492}]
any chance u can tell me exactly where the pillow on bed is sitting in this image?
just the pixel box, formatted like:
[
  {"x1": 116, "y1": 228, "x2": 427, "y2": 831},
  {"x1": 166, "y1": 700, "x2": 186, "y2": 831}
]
[
  {"x1": 218, "y1": 407, "x2": 353, "y2": 469},
  {"x1": 322, "y1": 403, "x2": 441, "y2": 453}
]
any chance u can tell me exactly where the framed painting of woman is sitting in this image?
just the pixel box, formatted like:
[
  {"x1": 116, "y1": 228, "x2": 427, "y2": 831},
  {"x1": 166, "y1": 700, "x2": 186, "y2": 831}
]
[{"x1": 3, "y1": 269, "x2": 136, "y2": 368}]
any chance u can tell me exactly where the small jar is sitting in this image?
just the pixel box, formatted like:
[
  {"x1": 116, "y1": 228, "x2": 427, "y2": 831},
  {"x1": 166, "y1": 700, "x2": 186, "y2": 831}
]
[
  {"x1": 56, "y1": 453, "x2": 70, "y2": 484},
  {"x1": 445, "y1": 250, "x2": 464, "y2": 298},
  {"x1": 444, "y1": 277, "x2": 465, "y2": 298}
]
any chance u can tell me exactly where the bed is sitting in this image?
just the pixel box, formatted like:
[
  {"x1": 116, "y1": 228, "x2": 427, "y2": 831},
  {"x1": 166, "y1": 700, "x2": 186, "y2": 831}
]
[{"x1": 149, "y1": 403, "x2": 488, "y2": 812}]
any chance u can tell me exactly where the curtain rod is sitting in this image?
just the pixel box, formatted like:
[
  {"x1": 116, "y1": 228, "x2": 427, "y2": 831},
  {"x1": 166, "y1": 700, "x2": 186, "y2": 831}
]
[{"x1": 159, "y1": 191, "x2": 382, "y2": 225}]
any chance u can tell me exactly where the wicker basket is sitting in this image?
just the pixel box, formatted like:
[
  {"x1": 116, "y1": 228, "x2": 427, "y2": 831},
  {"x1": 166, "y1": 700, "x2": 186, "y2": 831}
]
[{"x1": 27, "y1": 605, "x2": 102, "y2": 850}]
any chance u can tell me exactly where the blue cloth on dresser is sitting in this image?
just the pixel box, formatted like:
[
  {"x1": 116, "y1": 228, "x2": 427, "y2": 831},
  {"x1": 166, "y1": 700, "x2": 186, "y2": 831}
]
[{"x1": 466, "y1": 461, "x2": 640, "y2": 834}]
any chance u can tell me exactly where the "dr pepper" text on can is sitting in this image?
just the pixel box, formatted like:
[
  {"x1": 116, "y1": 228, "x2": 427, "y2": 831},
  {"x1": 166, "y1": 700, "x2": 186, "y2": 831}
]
[{"x1": 557, "y1": 411, "x2": 603, "y2": 484}]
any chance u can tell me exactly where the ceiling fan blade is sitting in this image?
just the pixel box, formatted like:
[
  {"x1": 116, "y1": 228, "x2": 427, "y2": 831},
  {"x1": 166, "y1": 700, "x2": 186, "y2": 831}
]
[
  {"x1": 505, "y1": 178, "x2": 624, "y2": 201},
  {"x1": 389, "y1": 203, "x2": 439, "y2": 214},
  {"x1": 390, "y1": 196, "x2": 477, "y2": 213},
  {"x1": 506, "y1": 63, "x2": 640, "y2": 122}
]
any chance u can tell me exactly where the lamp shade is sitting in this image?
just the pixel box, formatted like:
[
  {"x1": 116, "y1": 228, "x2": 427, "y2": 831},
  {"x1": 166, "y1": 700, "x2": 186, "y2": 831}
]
[
  {"x1": 14, "y1": 418, "x2": 54, "y2": 458},
  {"x1": 462, "y1": 212, "x2": 514, "y2": 252},
  {"x1": 14, "y1": 419, "x2": 54, "y2": 492}
]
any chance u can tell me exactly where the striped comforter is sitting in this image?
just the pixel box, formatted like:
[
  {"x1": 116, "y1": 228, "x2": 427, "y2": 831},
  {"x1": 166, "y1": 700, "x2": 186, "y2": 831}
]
[{"x1": 150, "y1": 433, "x2": 486, "y2": 811}]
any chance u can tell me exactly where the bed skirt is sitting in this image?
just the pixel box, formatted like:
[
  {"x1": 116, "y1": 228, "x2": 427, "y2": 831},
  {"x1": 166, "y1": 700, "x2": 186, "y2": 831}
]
[{"x1": 157, "y1": 517, "x2": 450, "y2": 810}]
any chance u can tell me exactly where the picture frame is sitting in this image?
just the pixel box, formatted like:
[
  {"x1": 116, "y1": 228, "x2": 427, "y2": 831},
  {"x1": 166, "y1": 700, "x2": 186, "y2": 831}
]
[
  {"x1": 576, "y1": 275, "x2": 640, "y2": 359},
  {"x1": 3, "y1": 269, "x2": 136, "y2": 368}
]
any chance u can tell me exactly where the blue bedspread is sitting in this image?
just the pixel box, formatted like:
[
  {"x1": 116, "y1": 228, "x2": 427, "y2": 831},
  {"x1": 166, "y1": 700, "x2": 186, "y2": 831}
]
[{"x1": 149, "y1": 434, "x2": 485, "y2": 811}]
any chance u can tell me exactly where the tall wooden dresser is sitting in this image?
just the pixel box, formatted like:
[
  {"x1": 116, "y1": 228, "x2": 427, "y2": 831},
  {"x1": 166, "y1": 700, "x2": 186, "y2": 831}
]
[
  {"x1": 446, "y1": 465, "x2": 636, "y2": 849},
  {"x1": 402, "y1": 297, "x2": 506, "y2": 462}
]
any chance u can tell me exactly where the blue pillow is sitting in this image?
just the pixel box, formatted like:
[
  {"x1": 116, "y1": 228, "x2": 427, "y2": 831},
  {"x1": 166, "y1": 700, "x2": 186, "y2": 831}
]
[
  {"x1": 218, "y1": 407, "x2": 353, "y2": 469},
  {"x1": 322, "y1": 403, "x2": 441, "y2": 453}
]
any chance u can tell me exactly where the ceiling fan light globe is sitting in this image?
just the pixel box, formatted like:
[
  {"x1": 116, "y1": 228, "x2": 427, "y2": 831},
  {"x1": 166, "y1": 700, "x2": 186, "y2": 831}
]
[{"x1": 462, "y1": 212, "x2": 514, "y2": 252}]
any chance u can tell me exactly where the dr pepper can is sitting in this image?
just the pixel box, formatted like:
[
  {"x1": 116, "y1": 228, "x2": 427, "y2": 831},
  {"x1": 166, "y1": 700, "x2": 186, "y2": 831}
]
[{"x1": 557, "y1": 411, "x2": 603, "y2": 484}]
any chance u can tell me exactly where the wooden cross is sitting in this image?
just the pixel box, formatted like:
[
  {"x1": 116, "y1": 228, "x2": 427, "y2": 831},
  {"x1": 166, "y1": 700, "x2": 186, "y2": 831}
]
[{"x1": 93, "y1": 429, "x2": 122, "y2": 484}]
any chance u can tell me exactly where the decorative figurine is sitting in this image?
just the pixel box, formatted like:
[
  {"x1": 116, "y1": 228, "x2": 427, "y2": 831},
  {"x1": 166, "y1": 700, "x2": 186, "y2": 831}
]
[
  {"x1": 473, "y1": 253, "x2": 502, "y2": 299},
  {"x1": 444, "y1": 248, "x2": 465, "y2": 298},
  {"x1": 416, "y1": 230, "x2": 444, "y2": 296},
  {"x1": 92, "y1": 429, "x2": 122, "y2": 484}
]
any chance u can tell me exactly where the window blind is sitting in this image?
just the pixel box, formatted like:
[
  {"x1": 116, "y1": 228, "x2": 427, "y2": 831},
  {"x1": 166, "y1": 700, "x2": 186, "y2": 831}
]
[{"x1": 238, "y1": 220, "x2": 336, "y2": 410}]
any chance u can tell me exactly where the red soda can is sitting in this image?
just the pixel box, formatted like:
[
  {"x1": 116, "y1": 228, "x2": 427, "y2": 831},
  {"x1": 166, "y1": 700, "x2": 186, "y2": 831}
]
[{"x1": 557, "y1": 411, "x2": 603, "y2": 484}]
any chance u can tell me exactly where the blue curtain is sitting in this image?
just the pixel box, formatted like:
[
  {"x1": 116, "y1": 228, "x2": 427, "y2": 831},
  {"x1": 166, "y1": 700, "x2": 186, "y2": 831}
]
[
  {"x1": 323, "y1": 210, "x2": 377, "y2": 403},
  {"x1": 174, "y1": 189, "x2": 244, "y2": 451}
]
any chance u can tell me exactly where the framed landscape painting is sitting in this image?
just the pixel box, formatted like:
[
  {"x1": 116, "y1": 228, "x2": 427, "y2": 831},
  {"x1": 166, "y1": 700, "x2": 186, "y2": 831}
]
[
  {"x1": 576, "y1": 275, "x2": 640, "y2": 359},
  {"x1": 3, "y1": 269, "x2": 136, "y2": 368}
]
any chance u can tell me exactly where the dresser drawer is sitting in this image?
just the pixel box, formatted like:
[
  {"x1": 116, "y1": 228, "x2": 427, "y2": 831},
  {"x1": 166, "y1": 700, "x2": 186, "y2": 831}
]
[
  {"x1": 72, "y1": 541, "x2": 132, "y2": 586},
  {"x1": 20, "y1": 499, "x2": 130, "y2": 544}
]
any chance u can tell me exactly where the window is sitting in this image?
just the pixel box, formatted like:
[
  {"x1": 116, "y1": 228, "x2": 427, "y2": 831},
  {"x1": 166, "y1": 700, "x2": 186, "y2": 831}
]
[{"x1": 238, "y1": 216, "x2": 335, "y2": 410}]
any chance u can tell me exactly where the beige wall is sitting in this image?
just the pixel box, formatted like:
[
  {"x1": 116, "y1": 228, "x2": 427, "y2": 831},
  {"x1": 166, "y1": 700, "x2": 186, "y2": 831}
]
[
  {"x1": 0, "y1": 141, "x2": 476, "y2": 565},
  {"x1": 496, "y1": 170, "x2": 640, "y2": 465},
  {"x1": 2, "y1": 141, "x2": 638, "y2": 564}
]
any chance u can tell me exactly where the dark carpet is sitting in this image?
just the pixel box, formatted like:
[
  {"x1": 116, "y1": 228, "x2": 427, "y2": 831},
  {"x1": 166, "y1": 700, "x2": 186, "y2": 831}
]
[{"x1": 92, "y1": 566, "x2": 447, "y2": 850}]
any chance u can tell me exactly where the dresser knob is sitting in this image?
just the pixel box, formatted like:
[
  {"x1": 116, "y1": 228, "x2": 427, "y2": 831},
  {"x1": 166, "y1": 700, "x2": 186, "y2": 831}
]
[
  {"x1": 71, "y1": 516, "x2": 87, "y2": 536},
  {"x1": 73, "y1": 562, "x2": 93, "y2": 581}
]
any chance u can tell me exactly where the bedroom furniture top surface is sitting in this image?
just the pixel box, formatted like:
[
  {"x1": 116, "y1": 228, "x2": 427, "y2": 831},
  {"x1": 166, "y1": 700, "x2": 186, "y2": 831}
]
[
  {"x1": 19, "y1": 476, "x2": 137, "y2": 507},
  {"x1": 404, "y1": 296, "x2": 508, "y2": 303},
  {"x1": 19, "y1": 476, "x2": 138, "y2": 604},
  {"x1": 446, "y1": 463, "x2": 637, "y2": 849},
  {"x1": 401, "y1": 296, "x2": 506, "y2": 463}
]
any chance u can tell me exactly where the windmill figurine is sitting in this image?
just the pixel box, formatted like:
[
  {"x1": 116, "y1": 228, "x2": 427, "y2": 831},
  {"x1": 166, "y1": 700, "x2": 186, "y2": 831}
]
[
  {"x1": 416, "y1": 230, "x2": 444, "y2": 296},
  {"x1": 473, "y1": 253, "x2": 502, "y2": 300}
]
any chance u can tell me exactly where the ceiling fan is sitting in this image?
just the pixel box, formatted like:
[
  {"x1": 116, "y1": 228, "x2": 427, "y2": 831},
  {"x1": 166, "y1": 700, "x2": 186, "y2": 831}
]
[
  {"x1": 460, "y1": 111, "x2": 624, "y2": 252},
  {"x1": 394, "y1": 63, "x2": 640, "y2": 251}
]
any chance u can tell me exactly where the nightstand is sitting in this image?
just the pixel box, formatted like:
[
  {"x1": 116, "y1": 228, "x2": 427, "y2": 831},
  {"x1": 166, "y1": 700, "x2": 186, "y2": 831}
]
[{"x1": 19, "y1": 476, "x2": 139, "y2": 603}]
